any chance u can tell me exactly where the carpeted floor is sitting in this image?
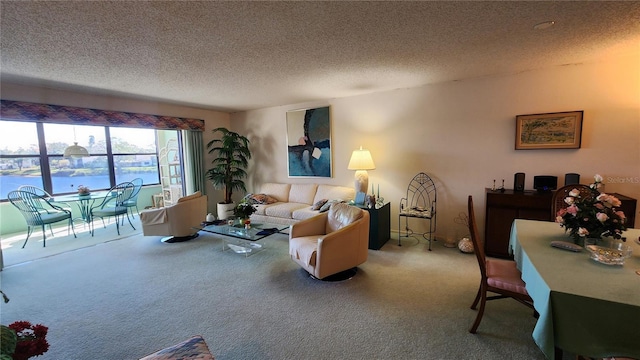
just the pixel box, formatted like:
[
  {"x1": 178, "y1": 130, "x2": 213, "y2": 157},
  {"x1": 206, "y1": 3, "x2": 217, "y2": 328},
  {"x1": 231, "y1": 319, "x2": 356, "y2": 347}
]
[
  {"x1": 1, "y1": 217, "x2": 142, "y2": 267},
  {"x1": 0, "y1": 229, "x2": 564, "y2": 360}
]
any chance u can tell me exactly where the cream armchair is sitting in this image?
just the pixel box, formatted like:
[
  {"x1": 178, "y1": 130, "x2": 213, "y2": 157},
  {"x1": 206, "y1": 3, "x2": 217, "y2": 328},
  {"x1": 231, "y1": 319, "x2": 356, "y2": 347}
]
[
  {"x1": 140, "y1": 191, "x2": 207, "y2": 243},
  {"x1": 289, "y1": 202, "x2": 369, "y2": 280}
]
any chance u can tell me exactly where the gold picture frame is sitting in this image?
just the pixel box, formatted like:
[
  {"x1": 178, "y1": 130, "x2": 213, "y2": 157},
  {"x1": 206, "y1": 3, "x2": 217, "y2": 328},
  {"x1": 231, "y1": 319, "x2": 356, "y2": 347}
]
[{"x1": 515, "y1": 111, "x2": 583, "y2": 150}]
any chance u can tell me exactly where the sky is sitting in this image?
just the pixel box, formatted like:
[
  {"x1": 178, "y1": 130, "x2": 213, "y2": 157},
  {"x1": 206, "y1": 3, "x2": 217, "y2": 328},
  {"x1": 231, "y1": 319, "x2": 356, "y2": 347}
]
[{"x1": 0, "y1": 121, "x2": 155, "y2": 151}]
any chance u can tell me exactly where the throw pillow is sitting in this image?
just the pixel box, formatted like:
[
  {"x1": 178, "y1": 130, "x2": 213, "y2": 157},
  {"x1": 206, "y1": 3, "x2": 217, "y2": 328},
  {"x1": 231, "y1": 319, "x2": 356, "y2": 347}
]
[
  {"x1": 263, "y1": 194, "x2": 278, "y2": 204},
  {"x1": 243, "y1": 193, "x2": 257, "y2": 204},
  {"x1": 319, "y1": 199, "x2": 343, "y2": 213},
  {"x1": 244, "y1": 194, "x2": 279, "y2": 205},
  {"x1": 311, "y1": 199, "x2": 328, "y2": 210},
  {"x1": 250, "y1": 193, "x2": 267, "y2": 204}
]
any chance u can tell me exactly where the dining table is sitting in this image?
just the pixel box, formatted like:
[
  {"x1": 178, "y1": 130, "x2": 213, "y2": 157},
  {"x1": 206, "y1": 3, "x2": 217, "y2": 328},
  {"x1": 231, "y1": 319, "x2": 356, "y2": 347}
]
[
  {"x1": 509, "y1": 219, "x2": 640, "y2": 360},
  {"x1": 52, "y1": 191, "x2": 111, "y2": 224}
]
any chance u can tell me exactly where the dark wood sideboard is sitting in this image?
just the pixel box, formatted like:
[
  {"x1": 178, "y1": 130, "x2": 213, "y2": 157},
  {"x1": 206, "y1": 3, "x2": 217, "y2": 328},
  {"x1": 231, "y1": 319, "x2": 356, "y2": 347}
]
[{"x1": 484, "y1": 188, "x2": 637, "y2": 259}]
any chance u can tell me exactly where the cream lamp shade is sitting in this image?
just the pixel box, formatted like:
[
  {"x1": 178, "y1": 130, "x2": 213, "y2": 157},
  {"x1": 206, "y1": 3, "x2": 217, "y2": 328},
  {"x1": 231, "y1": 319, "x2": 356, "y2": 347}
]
[
  {"x1": 347, "y1": 146, "x2": 375, "y2": 193},
  {"x1": 63, "y1": 142, "x2": 90, "y2": 158}
]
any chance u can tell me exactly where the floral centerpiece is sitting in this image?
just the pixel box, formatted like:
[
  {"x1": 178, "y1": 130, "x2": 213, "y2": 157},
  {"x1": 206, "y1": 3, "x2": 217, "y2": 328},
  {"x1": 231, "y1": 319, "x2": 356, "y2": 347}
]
[
  {"x1": 77, "y1": 185, "x2": 90, "y2": 195},
  {"x1": 555, "y1": 174, "x2": 627, "y2": 244},
  {"x1": 234, "y1": 199, "x2": 257, "y2": 221}
]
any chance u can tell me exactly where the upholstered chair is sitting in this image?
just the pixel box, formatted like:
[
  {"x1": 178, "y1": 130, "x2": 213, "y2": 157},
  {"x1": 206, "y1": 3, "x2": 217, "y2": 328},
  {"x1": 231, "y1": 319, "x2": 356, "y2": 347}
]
[
  {"x1": 289, "y1": 202, "x2": 369, "y2": 280},
  {"x1": 140, "y1": 191, "x2": 207, "y2": 243}
]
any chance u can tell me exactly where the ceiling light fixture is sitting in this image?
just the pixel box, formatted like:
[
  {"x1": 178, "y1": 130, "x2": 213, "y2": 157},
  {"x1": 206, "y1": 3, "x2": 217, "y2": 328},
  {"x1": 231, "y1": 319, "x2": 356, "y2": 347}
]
[
  {"x1": 63, "y1": 127, "x2": 90, "y2": 158},
  {"x1": 63, "y1": 142, "x2": 90, "y2": 158},
  {"x1": 533, "y1": 21, "x2": 555, "y2": 30}
]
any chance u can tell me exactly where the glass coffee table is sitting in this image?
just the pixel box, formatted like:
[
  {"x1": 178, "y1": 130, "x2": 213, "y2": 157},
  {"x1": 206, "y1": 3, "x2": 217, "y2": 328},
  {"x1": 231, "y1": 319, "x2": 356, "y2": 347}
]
[{"x1": 195, "y1": 222, "x2": 289, "y2": 257}]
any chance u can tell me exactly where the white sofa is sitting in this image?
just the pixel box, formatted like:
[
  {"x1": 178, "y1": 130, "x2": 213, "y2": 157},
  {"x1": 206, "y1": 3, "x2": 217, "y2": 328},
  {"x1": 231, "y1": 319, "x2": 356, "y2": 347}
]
[{"x1": 249, "y1": 183, "x2": 355, "y2": 226}]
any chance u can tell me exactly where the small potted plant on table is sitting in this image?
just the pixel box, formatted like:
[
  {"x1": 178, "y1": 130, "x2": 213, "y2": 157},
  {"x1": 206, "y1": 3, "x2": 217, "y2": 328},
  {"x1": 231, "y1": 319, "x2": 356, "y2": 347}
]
[
  {"x1": 77, "y1": 185, "x2": 90, "y2": 196},
  {"x1": 234, "y1": 200, "x2": 257, "y2": 227}
]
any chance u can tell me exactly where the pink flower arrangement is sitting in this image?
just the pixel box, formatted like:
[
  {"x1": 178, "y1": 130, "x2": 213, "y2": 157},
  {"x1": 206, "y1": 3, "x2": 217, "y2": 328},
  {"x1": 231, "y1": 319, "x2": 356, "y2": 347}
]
[{"x1": 556, "y1": 174, "x2": 627, "y2": 243}]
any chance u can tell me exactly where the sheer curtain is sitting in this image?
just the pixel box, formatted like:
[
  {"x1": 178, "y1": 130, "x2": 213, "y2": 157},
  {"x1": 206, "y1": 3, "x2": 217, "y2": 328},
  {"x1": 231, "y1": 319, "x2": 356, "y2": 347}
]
[{"x1": 182, "y1": 130, "x2": 205, "y2": 195}]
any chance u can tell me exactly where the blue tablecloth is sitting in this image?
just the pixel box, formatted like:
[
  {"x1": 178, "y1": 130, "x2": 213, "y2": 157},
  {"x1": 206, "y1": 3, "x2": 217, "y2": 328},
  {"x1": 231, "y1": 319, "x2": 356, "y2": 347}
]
[{"x1": 509, "y1": 219, "x2": 640, "y2": 359}]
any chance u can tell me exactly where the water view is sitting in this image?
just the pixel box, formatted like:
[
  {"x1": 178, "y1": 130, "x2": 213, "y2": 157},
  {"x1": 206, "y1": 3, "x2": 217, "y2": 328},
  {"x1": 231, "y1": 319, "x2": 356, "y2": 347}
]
[{"x1": 0, "y1": 172, "x2": 159, "y2": 199}]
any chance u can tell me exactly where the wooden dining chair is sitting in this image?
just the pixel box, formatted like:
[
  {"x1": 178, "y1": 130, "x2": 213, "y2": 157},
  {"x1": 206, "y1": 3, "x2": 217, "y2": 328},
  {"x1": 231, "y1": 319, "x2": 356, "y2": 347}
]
[
  {"x1": 551, "y1": 184, "x2": 594, "y2": 219},
  {"x1": 467, "y1": 195, "x2": 534, "y2": 334}
]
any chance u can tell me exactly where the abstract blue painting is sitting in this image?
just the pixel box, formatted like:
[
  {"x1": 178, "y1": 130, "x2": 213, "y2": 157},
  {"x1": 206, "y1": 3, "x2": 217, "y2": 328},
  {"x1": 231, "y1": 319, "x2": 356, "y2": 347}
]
[{"x1": 286, "y1": 106, "x2": 332, "y2": 177}]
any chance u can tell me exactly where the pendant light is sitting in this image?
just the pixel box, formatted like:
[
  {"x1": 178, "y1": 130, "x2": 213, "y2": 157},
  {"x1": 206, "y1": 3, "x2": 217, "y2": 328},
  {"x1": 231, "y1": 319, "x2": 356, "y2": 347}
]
[
  {"x1": 63, "y1": 127, "x2": 90, "y2": 158},
  {"x1": 63, "y1": 142, "x2": 89, "y2": 158}
]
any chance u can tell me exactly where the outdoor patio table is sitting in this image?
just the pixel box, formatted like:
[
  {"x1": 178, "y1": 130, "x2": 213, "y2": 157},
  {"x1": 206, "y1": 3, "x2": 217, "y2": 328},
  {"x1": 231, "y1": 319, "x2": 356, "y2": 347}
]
[{"x1": 52, "y1": 191, "x2": 111, "y2": 224}]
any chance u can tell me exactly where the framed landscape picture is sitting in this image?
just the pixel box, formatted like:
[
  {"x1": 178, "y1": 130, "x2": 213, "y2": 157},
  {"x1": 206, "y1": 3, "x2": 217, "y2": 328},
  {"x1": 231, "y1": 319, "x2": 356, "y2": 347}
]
[
  {"x1": 286, "y1": 106, "x2": 332, "y2": 177},
  {"x1": 515, "y1": 111, "x2": 583, "y2": 150}
]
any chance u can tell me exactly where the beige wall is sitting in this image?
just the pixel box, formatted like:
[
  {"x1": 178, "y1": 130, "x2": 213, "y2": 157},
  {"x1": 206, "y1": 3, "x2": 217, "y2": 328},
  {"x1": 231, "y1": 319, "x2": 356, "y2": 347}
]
[
  {"x1": 231, "y1": 50, "x2": 640, "y2": 244},
  {"x1": 2, "y1": 49, "x2": 639, "y2": 242}
]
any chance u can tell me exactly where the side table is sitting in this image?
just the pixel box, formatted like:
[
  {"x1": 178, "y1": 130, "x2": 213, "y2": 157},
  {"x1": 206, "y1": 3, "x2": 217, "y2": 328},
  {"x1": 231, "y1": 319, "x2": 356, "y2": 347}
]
[{"x1": 363, "y1": 202, "x2": 390, "y2": 250}]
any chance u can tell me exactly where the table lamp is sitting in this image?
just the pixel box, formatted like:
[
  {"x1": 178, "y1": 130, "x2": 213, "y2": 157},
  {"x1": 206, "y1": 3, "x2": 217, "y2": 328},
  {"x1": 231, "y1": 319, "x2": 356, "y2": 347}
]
[{"x1": 347, "y1": 146, "x2": 375, "y2": 193}]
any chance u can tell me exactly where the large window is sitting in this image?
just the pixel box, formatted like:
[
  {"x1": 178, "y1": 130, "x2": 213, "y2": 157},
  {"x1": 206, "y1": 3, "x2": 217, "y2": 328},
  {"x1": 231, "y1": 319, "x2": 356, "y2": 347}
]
[
  {"x1": 0, "y1": 121, "x2": 43, "y2": 194},
  {"x1": 110, "y1": 127, "x2": 159, "y2": 186},
  {"x1": 0, "y1": 121, "x2": 167, "y2": 200}
]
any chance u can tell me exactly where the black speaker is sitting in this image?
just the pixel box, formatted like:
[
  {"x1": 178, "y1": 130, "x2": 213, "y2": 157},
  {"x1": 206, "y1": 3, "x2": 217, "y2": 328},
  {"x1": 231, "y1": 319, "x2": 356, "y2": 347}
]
[
  {"x1": 514, "y1": 172, "x2": 525, "y2": 192},
  {"x1": 534, "y1": 175, "x2": 558, "y2": 192},
  {"x1": 565, "y1": 173, "x2": 580, "y2": 185}
]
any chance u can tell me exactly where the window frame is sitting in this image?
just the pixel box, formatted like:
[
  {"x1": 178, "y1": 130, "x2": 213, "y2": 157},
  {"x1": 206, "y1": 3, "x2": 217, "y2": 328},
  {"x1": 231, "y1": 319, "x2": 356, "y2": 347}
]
[{"x1": 0, "y1": 121, "x2": 164, "y2": 201}]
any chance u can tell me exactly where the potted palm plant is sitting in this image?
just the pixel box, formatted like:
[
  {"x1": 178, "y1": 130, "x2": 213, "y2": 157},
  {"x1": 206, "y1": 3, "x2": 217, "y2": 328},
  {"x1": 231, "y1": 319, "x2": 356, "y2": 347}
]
[{"x1": 206, "y1": 127, "x2": 252, "y2": 220}]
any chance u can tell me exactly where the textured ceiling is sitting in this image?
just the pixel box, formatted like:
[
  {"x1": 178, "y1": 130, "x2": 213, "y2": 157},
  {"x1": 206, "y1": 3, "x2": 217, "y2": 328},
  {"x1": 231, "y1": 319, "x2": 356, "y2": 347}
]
[{"x1": 1, "y1": 1, "x2": 639, "y2": 112}]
